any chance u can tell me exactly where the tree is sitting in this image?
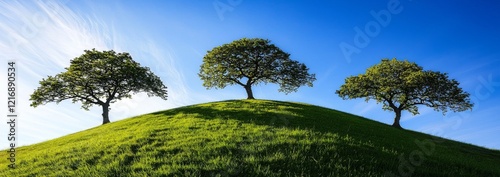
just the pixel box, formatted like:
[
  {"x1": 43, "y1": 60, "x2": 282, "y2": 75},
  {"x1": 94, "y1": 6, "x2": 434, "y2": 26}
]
[
  {"x1": 30, "y1": 49, "x2": 168, "y2": 125},
  {"x1": 199, "y1": 38, "x2": 316, "y2": 99},
  {"x1": 336, "y1": 58, "x2": 473, "y2": 129}
]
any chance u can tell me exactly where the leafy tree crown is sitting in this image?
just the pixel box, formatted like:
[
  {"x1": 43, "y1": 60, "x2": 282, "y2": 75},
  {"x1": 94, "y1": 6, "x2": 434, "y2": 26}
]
[
  {"x1": 199, "y1": 38, "x2": 316, "y2": 94},
  {"x1": 336, "y1": 58, "x2": 473, "y2": 115},
  {"x1": 30, "y1": 49, "x2": 168, "y2": 110}
]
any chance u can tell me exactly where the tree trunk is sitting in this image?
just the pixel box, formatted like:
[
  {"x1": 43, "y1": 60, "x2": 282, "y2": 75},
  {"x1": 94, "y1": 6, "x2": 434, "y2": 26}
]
[
  {"x1": 102, "y1": 103, "x2": 110, "y2": 125},
  {"x1": 392, "y1": 109, "x2": 402, "y2": 129},
  {"x1": 244, "y1": 85, "x2": 255, "y2": 99}
]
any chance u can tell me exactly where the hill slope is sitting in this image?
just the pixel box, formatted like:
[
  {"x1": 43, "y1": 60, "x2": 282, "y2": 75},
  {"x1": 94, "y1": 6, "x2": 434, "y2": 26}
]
[{"x1": 1, "y1": 100, "x2": 499, "y2": 176}]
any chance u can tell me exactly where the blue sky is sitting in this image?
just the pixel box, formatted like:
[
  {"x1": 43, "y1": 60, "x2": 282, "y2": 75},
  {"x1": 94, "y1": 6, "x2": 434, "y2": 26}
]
[{"x1": 1, "y1": 0, "x2": 499, "y2": 150}]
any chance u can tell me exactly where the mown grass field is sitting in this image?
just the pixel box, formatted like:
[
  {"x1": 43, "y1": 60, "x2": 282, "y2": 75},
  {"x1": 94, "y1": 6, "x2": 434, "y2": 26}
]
[{"x1": 1, "y1": 100, "x2": 499, "y2": 176}]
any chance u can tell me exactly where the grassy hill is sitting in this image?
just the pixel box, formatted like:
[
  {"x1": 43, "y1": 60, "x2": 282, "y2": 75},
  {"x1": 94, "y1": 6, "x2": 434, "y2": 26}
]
[{"x1": 1, "y1": 100, "x2": 499, "y2": 176}]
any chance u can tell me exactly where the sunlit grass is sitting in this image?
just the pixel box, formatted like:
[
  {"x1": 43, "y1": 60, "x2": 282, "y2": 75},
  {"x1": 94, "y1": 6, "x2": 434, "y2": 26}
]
[{"x1": 1, "y1": 100, "x2": 499, "y2": 176}]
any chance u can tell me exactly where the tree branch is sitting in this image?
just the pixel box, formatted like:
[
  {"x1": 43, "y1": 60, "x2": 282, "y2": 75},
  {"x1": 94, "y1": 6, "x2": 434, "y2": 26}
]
[
  {"x1": 228, "y1": 77, "x2": 245, "y2": 87},
  {"x1": 83, "y1": 81, "x2": 104, "y2": 104}
]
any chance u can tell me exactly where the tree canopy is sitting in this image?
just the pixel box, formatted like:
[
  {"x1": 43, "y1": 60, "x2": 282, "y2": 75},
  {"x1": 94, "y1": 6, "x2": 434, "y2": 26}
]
[
  {"x1": 30, "y1": 49, "x2": 168, "y2": 124},
  {"x1": 336, "y1": 58, "x2": 473, "y2": 129},
  {"x1": 199, "y1": 38, "x2": 316, "y2": 99}
]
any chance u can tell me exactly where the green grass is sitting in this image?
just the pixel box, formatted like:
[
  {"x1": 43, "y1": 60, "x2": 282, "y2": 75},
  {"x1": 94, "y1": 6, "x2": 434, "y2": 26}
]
[{"x1": 1, "y1": 99, "x2": 499, "y2": 176}]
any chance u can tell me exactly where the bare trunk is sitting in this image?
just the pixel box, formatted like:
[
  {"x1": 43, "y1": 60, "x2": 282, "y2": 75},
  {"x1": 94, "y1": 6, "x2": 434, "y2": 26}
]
[
  {"x1": 244, "y1": 85, "x2": 255, "y2": 99},
  {"x1": 392, "y1": 109, "x2": 402, "y2": 129},
  {"x1": 102, "y1": 103, "x2": 110, "y2": 125}
]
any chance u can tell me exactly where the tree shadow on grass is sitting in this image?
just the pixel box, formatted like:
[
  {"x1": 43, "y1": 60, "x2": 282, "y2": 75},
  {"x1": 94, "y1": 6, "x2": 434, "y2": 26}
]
[{"x1": 150, "y1": 99, "x2": 398, "y2": 137}]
